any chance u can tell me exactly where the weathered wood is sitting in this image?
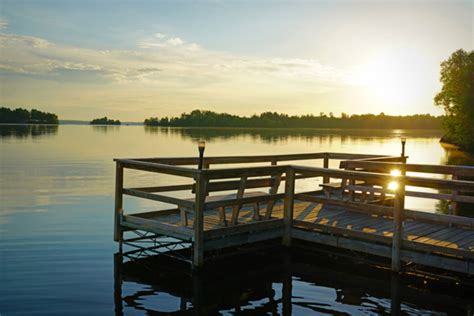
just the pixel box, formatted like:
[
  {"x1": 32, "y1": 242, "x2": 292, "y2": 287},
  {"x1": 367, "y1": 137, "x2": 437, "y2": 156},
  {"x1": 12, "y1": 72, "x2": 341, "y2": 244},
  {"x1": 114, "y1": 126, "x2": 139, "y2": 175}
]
[
  {"x1": 126, "y1": 208, "x2": 180, "y2": 218},
  {"x1": 205, "y1": 193, "x2": 285, "y2": 210},
  {"x1": 323, "y1": 153, "x2": 330, "y2": 183},
  {"x1": 283, "y1": 169, "x2": 295, "y2": 246},
  {"x1": 405, "y1": 190, "x2": 474, "y2": 204},
  {"x1": 327, "y1": 153, "x2": 399, "y2": 160},
  {"x1": 400, "y1": 249, "x2": 471, "y2": 275},
  {"x1": 264, "y1": 174, "x2": 282, "y2": 219},
  {"x1": 116, "y1": 159, "x2": 198, "y2": 177},
  {"x1": 230, "y1": 176, "x2": 248, "y2": 225},
  {"x1": 293, "y1": 165, "x2": 395, "y2": 182},
  {"x1": 114, "y1": 163, "x2": 124, "y2": 242},
  {"x1": 202, "y1": 165, "x2": 286, "y2": 179},
  {"x1": 193, "y1": 174, "x2": 208, "y2": 268},
  {"x1": 121, "y1": 215, "x2": 193, "y2": 240},
  {"x1": 204, "y1": 218, "x2": 284, "y2": 239},
  {"x1": 404, "y1": 209, "x2": 474, "y2": 228},
  {"x1": 292, "y1": 229, "x2": 393, "y2": 258},
  {"x1": 340, "y1": 161, "x2": 474, "y2": 177},
  {"x1": 293, "y1": 220, "x2": 392, "y2": 244},
  {"x1": 203, "y1": 227, "x2": 284, "y2": 251},
  {"x1": 391, "y1": 182, "x2": 405, "y2": 272},
  {"x1": 127, "y1": 184, "x2": 193, "y2": 193},
  {"x1": 295, "y1": 193, "x2": 393, "y2": 216},
  {"x1": 452, "y1": 174, "x2": 459, "y2": 215},
  {"x1": 133, "y1": 152, "x2": 389, "y2": 166},
  {"x1": 136, "y1": 152, "x2": 326, "y2": 165},
  {"x1": 122, "y1": 188, "x2": 195, "y2": 209}
]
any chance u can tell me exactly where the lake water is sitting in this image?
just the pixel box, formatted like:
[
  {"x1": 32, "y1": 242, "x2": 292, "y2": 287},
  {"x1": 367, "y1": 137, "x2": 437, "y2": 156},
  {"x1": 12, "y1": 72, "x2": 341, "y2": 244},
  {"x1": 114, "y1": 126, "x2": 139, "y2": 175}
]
[{"x1": 1, "y1": 125, "x2": 473, "y2": 315}]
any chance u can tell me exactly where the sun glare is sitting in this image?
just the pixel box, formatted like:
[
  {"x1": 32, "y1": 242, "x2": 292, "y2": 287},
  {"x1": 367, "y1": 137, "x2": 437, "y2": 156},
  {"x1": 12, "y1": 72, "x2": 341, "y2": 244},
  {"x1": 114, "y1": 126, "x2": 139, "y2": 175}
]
[
  {"x1": 390, "y1": 169, "x2": 401, "y2": 176},
  {"x1": 351, "y1": 49, "x2": 425, "y2": 111},
  {"x1": 388, "y1": 181, "x2": 399, "y2": 191}
]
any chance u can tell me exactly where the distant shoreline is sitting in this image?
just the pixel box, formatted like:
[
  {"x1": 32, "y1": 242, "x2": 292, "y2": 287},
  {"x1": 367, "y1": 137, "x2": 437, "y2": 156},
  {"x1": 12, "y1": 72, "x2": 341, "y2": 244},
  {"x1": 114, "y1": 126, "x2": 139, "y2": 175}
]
[{"x1": 0, "y1": 122, "x2": 444, "y2": 131}]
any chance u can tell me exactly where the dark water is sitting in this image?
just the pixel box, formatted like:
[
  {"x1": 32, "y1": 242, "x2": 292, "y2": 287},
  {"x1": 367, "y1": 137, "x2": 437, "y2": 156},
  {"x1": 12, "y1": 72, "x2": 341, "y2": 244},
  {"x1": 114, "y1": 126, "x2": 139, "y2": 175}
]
[{"x1": 1, "y1": 125, "x2": 473, "y2": 315}]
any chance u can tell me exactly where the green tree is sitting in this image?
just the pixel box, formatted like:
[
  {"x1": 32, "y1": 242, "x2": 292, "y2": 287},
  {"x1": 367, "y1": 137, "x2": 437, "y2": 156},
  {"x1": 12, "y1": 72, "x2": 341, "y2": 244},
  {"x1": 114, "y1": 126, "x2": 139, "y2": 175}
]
[{"x1": 435, "y1": 49, "x2": 474, "y2": 151}]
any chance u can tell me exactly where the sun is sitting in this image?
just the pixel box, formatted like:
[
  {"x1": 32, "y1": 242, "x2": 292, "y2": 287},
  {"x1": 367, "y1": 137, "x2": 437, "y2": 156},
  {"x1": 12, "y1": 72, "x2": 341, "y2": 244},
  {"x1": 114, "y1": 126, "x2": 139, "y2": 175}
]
[{"x1": 350, "y1": 49, "x2": 426, "y2": 112}]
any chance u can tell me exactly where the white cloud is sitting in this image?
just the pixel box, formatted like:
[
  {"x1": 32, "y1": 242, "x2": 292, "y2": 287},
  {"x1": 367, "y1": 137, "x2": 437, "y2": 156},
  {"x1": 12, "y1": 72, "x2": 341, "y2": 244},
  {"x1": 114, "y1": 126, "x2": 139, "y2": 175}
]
[
  {"x1": 166, "y1": 37, "x2": 184, "y2": 46},
  {"x1": 0, "y1": 18, "x2": 8, "y2": 30},
  {"x1": 0, "y1": 31, "x2": 355, "y2": 87}
]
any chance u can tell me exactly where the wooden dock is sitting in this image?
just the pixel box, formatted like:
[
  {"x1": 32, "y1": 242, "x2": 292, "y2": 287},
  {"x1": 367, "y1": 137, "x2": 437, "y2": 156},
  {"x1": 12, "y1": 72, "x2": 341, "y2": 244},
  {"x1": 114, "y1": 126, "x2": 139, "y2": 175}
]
[{"x1": 113, "y1": 152, "x2": 474, "y2": 275}]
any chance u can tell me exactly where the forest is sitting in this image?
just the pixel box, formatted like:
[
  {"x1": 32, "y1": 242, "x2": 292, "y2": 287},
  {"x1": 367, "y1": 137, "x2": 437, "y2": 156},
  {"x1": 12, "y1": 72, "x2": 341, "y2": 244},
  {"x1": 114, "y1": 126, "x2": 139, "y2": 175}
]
[
  {"x1": 0, "y1": 107, "x2": 59, "y2": 124},
  {"x1": 144, "y1": 110, "x2": 442, "y2": 129}
]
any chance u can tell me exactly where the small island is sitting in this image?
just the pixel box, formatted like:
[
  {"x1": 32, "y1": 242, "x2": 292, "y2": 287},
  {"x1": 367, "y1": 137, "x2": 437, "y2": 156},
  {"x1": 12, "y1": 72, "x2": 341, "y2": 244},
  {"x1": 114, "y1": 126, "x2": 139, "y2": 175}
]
[
  {"x1": 90, "y1": 117, "x2": 121, "y2": 125},
  {"x1": 0, "y1": 107, "x2": 59, "y2": 124}
]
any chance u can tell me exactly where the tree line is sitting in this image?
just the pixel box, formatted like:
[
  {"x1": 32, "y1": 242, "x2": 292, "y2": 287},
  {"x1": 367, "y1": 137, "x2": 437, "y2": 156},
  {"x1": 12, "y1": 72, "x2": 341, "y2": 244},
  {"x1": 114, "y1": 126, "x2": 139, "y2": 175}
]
[
  {"x1": 144, "y1": 110, "x2": 442, "y2": 129},
  {"x1": 0, "y1": 107, "x2": 59, "y2": 124}
]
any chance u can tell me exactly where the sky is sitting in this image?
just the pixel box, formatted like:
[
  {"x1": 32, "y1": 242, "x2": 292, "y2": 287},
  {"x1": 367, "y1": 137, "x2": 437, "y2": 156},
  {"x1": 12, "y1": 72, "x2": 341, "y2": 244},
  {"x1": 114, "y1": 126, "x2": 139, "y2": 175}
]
[{"x1": 0, "y1": 0, "x2": 472, "y2": 120}]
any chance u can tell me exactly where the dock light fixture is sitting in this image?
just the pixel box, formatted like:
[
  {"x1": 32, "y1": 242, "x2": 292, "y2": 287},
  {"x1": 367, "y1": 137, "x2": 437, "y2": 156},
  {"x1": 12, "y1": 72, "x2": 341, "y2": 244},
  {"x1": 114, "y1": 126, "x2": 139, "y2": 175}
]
[
  {"x1": 198, "y1": 141, "x2": 205, "y2": 170},
  {"x1": 401, "y1": 137, "x2": 406, "y2": 157}
]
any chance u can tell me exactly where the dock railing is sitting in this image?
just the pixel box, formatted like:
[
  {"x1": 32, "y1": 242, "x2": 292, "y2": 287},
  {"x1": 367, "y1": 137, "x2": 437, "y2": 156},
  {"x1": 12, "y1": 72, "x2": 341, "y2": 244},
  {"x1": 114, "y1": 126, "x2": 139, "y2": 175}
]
[
  {"x1": 340, "y1": 160, "x2": 474, "y2": 215},
  {"x1": 114, "y1": 153, "x2": 400, "y2": 262},
  {"x1": 115, "y1": 152, "x2": 474, "y2": 269},
  {"x1": 291, "y1": 165, "x2": 474, "y2": 272}
]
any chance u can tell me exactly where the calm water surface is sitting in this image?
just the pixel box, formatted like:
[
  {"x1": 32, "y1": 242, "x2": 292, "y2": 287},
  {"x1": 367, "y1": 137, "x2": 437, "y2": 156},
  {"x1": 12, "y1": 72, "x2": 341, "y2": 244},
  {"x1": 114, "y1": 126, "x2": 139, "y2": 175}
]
[{"x1": 1, "y1": 125, "x2": 473, "y2": 315}]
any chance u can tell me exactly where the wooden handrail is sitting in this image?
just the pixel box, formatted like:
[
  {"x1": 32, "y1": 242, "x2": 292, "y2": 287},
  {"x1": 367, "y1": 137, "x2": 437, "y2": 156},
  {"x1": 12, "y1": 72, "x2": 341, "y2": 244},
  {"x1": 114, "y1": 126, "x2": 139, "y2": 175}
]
[
  {"x1": 117, "y1": 152, "x2": 396, "y2": 167},
  {"x1": 201, "y1": 165, "x2": 286, "y2": 179},
  {"x1": 292, "y1": 165, "x2": 474, "y2": 193},
  {"x1": 340, "y1": 160, "x2": 474, "y2": 177},
  {"x1": 115, "y1": 159, "x2": 198, "y2": 178}
]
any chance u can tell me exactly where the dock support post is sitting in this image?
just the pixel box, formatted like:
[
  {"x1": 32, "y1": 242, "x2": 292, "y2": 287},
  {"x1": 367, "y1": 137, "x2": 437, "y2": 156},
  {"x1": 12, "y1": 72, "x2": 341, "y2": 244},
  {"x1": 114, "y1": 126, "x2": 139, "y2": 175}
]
[
  {"x1": 114, "y1": 162, "x2": 124, "y2": 244},
  {"x1": 391, "y1": 179, "x2": 405, "y2": 273},
  {"x1": 193, "y1": 173, "x2": 207, "y2": 269},
  {"x1": 390, "y1": 273, "x2": 401, "y2": 315},
  {"x1": 113, "y1": 252, "x2": 123, "y2": 315},
  {"x1": 283, "y1": 168, "x2": 295, "y2": 246},
  {"x1": 323, "y1": 153, "x2": 329, "y2": 184}
]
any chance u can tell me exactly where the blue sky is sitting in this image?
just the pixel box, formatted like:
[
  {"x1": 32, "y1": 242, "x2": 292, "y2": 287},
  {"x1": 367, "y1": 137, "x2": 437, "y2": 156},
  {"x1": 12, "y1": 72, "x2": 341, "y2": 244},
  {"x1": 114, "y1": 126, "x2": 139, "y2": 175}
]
[{"x1": 0, "y1": 0, "x2": 472, "y2": 120}]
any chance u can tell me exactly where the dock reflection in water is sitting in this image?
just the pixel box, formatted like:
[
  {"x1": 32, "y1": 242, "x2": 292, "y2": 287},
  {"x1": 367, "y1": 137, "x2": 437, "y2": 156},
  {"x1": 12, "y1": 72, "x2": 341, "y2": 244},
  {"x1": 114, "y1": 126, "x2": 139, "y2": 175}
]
[{"x1": 113, "y1": 248, "x2": 474, "y2": 315}]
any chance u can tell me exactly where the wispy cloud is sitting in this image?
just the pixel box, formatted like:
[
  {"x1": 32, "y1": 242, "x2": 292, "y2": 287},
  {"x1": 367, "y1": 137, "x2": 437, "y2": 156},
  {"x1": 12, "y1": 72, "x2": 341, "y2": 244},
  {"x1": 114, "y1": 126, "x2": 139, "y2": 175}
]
[
  {"x1": 138, "y1": 33, "x2": 199, "y2": 51},
  {"x1": 0, "y1": 18, "x2": 8, "y2": 30},
  {"x1": 1, "y1": 30, "x2": 354, "y2": 86}
]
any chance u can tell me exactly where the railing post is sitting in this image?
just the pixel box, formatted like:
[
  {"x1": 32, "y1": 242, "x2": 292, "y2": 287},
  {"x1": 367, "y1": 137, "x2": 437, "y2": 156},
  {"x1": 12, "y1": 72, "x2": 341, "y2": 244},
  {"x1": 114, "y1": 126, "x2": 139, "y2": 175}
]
[
  {"x1": 193, "y1": 173, "x2": 207, "y2": 269},
  {"x1": 391, "y1": 178, "x2": 405, "y2": 273},
  {"x1": 114, "y1": 162, "x2": 124, "y2": 244},
  {"x1": 283, "y1": 168, "x2": 295, "y2": 246},
  {"x1": 323, "y1": 153, "x2": 330, "y2": 184},
  {"x1": 451, "y1": 174, "x2": 459, "y2": 216}
]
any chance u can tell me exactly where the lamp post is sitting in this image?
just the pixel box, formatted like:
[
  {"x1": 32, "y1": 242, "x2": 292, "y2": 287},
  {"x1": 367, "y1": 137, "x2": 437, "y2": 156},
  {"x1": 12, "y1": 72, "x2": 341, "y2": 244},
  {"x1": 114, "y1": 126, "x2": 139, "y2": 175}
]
[
  {"x1": 198, "y1": 141, "x2": 205, "y2": 170},
  {"x1": 401, "y1": 137, "x2": 406, "y2": 158}
]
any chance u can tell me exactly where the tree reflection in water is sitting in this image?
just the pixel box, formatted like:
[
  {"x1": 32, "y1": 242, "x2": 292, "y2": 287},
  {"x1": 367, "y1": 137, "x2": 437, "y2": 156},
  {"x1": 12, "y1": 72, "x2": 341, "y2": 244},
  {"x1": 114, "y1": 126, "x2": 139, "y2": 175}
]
[{"x1": 0, "y1": 124, "x2": 59, "y2": 138}]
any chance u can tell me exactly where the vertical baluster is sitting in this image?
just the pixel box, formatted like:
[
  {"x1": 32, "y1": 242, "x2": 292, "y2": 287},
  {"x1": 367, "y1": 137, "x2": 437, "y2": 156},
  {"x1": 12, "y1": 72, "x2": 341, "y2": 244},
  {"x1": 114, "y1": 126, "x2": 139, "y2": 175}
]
[
  {"x1": 193, "y1": 173, "x2": 208, "y2": 269},
  {"x1": 391, "y1": 178, "x2": 405, "y2": 272},
  {"x1": 283, "y1": 168, "x2": 295, "y2": 246}
]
